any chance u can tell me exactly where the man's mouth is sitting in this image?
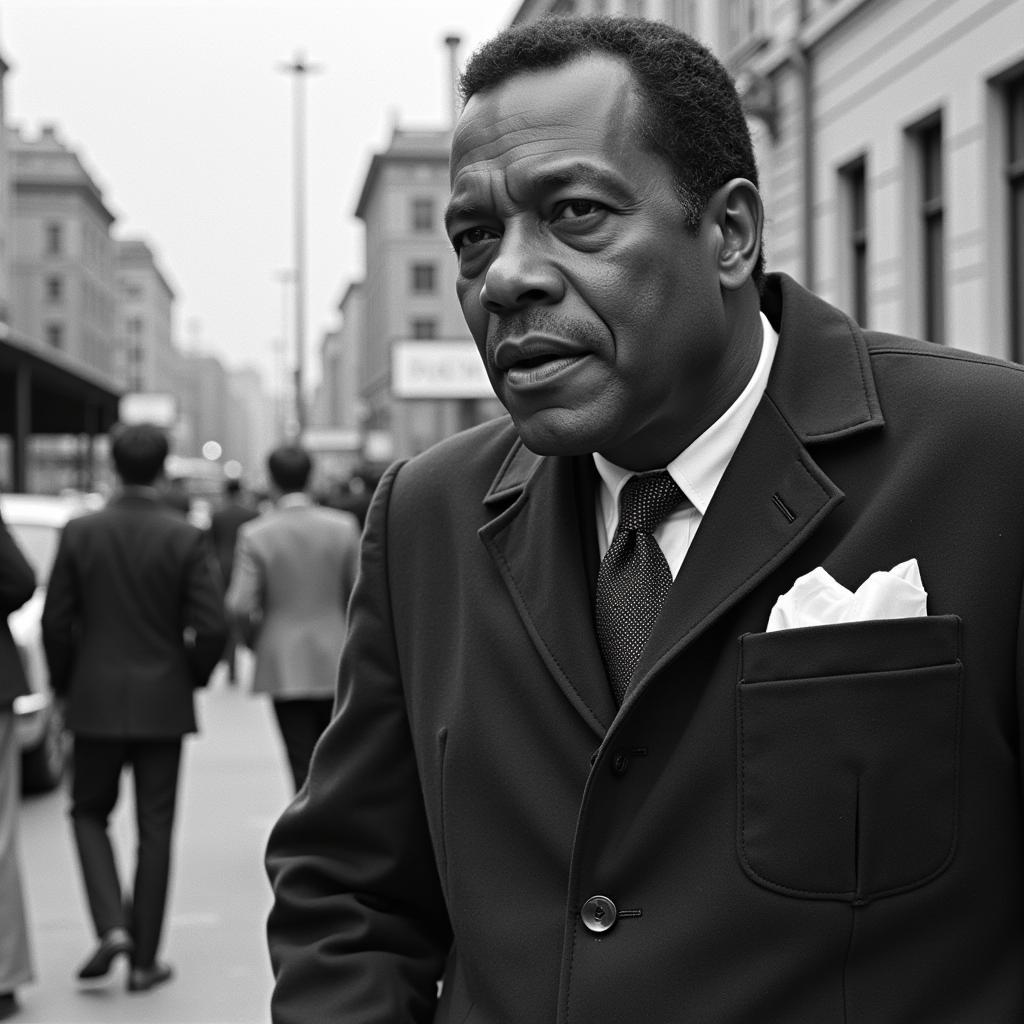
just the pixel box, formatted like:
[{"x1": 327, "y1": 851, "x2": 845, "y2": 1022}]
[
  {"x1": 504, "y1": 354, "x2": 582, "y2": 386},
  {"x1": 492, "y1": 333, "x2": 589, "y2": 383}
]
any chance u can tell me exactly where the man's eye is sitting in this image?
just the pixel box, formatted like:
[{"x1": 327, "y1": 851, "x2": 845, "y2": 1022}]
[
  {"x1": 553, "y1": 199, "x2": 604, "y2": 222},
  {"x1": 452, "y1": 227, "x2": 497, "y2": 253}
]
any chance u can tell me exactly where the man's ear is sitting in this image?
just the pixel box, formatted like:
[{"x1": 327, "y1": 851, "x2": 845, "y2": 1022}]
[{"x1": 708, "y1": 178, "x2": 762, "y2": 290}]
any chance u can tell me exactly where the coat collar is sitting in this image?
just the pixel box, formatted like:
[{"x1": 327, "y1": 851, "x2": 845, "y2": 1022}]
[
  {"x1": 480, "y1": 273, "x2": 884, "y2": 734},
  {"x1": 761, "y1": 272, "x2": 883, "y2": 442}
]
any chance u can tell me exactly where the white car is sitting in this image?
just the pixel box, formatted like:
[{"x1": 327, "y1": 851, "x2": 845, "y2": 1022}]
[{"x1": 2, "y1": 492, "x2": 96, "y2": 792}]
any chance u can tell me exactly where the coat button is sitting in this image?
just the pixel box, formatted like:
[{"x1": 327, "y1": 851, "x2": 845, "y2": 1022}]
[
  {"x1": 611, "y1": 751, "x2": 630, "y2": 776},
  {"x1": 580, "y1": 895, "x2": 617, "y2": 933}
]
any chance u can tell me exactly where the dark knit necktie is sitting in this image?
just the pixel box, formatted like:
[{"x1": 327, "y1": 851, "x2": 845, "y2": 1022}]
[{"x1": 595, "y1": 471, "x2": 687, "y2": 704}]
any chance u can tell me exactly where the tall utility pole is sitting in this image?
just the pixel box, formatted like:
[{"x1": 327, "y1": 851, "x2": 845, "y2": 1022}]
[
  {"x1": 444, "y1": 34, "x2": 462, "y2": 130},
  {"x1": 279, "y1": 52, "x2": 320, "y2": 437},
  {"x1": 273, "y1": 269, "x2": 293, "y2": 440}
]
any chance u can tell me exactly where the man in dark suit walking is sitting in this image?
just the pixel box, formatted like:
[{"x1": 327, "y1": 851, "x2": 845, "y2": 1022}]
[{"x1": 42, "y1": 423, "x2": 226, "y2": 994}]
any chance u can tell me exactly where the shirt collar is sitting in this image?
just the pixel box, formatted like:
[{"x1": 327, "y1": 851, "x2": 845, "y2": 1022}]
[
  {"x1": 276, "y1": 491, "x2": 313, "y2": 510},
  {"x1": 593, "y1": 310, "x2": 778, "y2": 522}
]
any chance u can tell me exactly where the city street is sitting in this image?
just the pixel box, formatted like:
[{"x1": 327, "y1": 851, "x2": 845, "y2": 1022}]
[{"x1": 14, "y1": 656, "x2": 292, "y2": 1023}]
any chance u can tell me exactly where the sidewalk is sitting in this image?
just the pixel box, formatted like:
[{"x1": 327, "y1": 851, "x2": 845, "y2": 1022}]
[{"x1": 15, "y1": 658, "x2": 292, "y2": 1023}]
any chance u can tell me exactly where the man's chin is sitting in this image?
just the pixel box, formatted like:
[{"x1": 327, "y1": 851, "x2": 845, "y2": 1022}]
[{"x1": 512, "y1": 414, "x2": 603, "y2": 459}]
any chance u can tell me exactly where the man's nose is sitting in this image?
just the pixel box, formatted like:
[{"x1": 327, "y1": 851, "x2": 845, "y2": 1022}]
[{"x1": 479, "y1": 230, "x2": 564, "y2": 314}]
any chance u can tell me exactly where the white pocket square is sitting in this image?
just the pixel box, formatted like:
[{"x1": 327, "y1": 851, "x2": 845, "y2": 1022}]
[{"x1": 766, "y1": 558, "x2": 928, "y2": 632}]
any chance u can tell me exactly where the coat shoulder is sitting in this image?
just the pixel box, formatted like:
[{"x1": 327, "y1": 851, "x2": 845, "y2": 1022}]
[
  {"x1": 393, "y1": 415, "x2": 518, "y2": 496},
  {"x1": 865, "y1": 331, "x2": 1024, "y2": 428}
]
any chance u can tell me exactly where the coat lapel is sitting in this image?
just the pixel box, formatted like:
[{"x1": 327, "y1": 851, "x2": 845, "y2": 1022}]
[
  {"x1": 476, "y1": 275, "x2": 884, "y2": 728},
  {"x1": 479, "y1": 441, "x2": 616, "y2": 737},
  {"x1": 625, "y1": 274, "x2": 885, "y2": 706}
]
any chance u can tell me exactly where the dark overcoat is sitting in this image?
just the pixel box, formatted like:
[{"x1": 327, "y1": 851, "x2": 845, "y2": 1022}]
[
  {"x1": 267, "y1": 274, "x2": 1024, "y2": 1023},
  {"x1": 42, "y1": 490, "x2": 226, "y2": 738},
  {"x1": 0, "y1": 512, "x2": 36, "y2": 710}
]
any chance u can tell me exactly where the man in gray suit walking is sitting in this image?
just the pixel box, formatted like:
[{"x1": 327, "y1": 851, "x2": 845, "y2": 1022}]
[{"x1": 226, "y1": 444, "x2": 360, "y2": 792}]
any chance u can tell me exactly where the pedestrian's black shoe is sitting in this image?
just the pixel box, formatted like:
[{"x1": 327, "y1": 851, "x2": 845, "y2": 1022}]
[
  {"x1": 0, "y1": 991, "x2": 18, "y2": 1020},
  {"x1": 77, "y1": 927, "x2": 134, "y2": 980},
  {"x1": 127, "y1": 961, "x2": 173, "y2": 993}
]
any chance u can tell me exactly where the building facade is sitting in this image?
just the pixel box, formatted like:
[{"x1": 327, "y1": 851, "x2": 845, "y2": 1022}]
[
  {"x1": 114, "y1": 237, "x2": 179, "y2": 395},
  {"x1": 511, "y1": 0, "x2": 1024, "y2": 361},
  {"x1": 7, "y1": 123, "x2": 118, "y2": 379},
  {"x1": 353, "y1": 126, "x2": 501, "y2": 463}
]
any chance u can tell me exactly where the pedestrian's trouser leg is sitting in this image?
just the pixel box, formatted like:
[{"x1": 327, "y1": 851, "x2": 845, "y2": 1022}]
[
  {"x1": 129, "y1": 740, "x2": 182, "y2": 967},
  {"x1": 272, "y1": 698, "x2": 333, "y2": 792},
  {"x1": 70, "y1": 736, "x2": 129, "y2": 938},
  {"x1": 0, "y1": 711, "x2": 34, "y2": 990}
]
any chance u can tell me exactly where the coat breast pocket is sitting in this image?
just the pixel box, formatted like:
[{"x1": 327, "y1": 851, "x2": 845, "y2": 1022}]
[{"x1": 736, "y1": 614, "x2": 962, "y2": 904}]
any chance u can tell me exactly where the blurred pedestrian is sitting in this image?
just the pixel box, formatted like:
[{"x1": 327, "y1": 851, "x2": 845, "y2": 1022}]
[
  {"x1": 226, "y1": 444, "x2": 360, "y2": 792},
  {"x1": 160, "y1": 476, "x2": 191, "y2": 518},
  {"x1": 0, "y1": 503, "x2": 38, "y2": 1020},
  {"x1": 41, "y1": 423, "x2": 226, "y2": 995},
  {"x1": 206, "y1": 478, "x2": 258, "y2": 683}
]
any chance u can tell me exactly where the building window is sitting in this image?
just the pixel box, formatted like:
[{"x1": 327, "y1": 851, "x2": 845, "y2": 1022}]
[
  {"x1": 411, "y1": 262, "x2": 437, "y2": 294},
  {"x1": 915, "y1": 118, "x2": 944, "y2": 345},
  {"x1": 45, "y1": 323, "x2": 63, "y2": 349},
  {"x1": 45, "y1": 276, "x2": 63, "y2": 303},
  {"x1": 412, "y1": 197, "x2": 434, "y2": 232},
  {"x1": 45, "y1": 222, "x2": 63, "y2": 256},
  {"x1": 411, "y1": 318, "x2": 438, "y2": 339},
  {"x1": 841, "y1": 158, "x2": 869, "y2": 326},
  {"x1": 1009, "y1": 74, "x2": 1024, "y2": 362}
]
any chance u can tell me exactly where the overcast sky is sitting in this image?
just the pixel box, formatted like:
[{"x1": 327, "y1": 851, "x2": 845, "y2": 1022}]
[{"x1": 0, "y1": 0, "x2": 520, "y2": 390}]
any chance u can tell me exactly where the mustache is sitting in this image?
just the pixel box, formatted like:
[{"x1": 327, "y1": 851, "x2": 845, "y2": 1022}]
[{"x1": 488, "y1": 313, "x2": 598, "y2": 347}]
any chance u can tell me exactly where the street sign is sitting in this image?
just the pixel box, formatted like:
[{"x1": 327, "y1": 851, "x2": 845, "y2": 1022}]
[{"x1": 391, "y1": 340, "x2": 491, "y2": 399}]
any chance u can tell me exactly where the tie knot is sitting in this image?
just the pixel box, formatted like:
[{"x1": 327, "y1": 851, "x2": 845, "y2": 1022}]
[{"x1": 618, "y1": 471, "x2": 686, "y2": 534}]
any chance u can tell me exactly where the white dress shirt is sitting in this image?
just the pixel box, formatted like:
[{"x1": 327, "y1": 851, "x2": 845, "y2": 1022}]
[{"x1": 593, "y1": 312, "x2": 779, "y2": 579}]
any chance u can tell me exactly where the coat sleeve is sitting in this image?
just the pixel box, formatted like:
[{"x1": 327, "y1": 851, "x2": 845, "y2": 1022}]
[
  {"x1": 265, "y1": 463, "x2": 451, "y2": 1024},
  {"x1": 181, "y1": 529, "x2": 228, "y2": 687},
  {"x1": 0, "y1": 512, "x2": 36, "y2": 614},
  {"x1": 40, "y1": 520, "x2": 79, "y2": 695},
  {"x1": 224, "y1": 525, "x2": 262, "y2": 647}
]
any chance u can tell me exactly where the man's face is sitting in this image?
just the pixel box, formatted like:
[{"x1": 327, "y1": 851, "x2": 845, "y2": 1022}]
[{"x1": 447, "y1": 54, "x2": 747, "y2": 471}]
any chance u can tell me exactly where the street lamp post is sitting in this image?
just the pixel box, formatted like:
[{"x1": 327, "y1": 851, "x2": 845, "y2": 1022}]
[{"x1": 279, "y1": 52, "x2": 320, "y2": 438}]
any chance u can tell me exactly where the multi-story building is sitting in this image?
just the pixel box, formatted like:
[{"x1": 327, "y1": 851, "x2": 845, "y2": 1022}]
[
  {"x1": 226, "y1": 365, "x2": 279, "y2": 488},
  {"x1": 353, "y1": 126, "x2": 501, "y2": 462},
  {"x1": 176, "y1": 351, "x2": 231, "y2": 460},
  {"x1": 7, "y1": 123, "x2": 118, "y2": 378},
  {"x1": 114, "y1": 237, "x2": 179, "y2": 395},
  {"x1": 511, "y1": 0, "x2": 1024, "y2": 361},
  {"x1": 312, "y1": 280, "x2": 364, "y2": 435}
]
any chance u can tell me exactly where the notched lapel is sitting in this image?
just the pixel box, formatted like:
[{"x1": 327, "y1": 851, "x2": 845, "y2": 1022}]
[
  {"x1": 627, "y1": 397, "x2": 845, "y2": 703},
  {"x1": 625, "y1": 275, "x2": 886, "y2": 705},
  {"x1": 480, "y1": 442, "x2": 615, "y2": 736}
]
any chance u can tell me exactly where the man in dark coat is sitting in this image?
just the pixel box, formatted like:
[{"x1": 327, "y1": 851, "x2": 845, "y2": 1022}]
[
  {"x1": 43, "y1": 423, "x2": 226, "y2": 994},
  {"x1": 0, "y1": 505, "x2": 38, "y2": 1019},
  {"x1": 265, "y1": 17, "x2": 1024, "y2": 1024}
]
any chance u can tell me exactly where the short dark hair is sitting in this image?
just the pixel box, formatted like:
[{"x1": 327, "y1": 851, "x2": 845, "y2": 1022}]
[
  {"x1": 110, "y1": 422, "x2": 169, "y2": 486},
  {"x1": 460, "y1": 16, "x2": 764, "y2": 282},
  {"x1": 267, "y1": 445, "x2": 312, "y2": 494}
]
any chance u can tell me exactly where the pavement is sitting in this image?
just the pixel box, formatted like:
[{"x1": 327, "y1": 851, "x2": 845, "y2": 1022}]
[{"x1": 13, "y1": 655, "x2": 293, "y2": 1023}]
